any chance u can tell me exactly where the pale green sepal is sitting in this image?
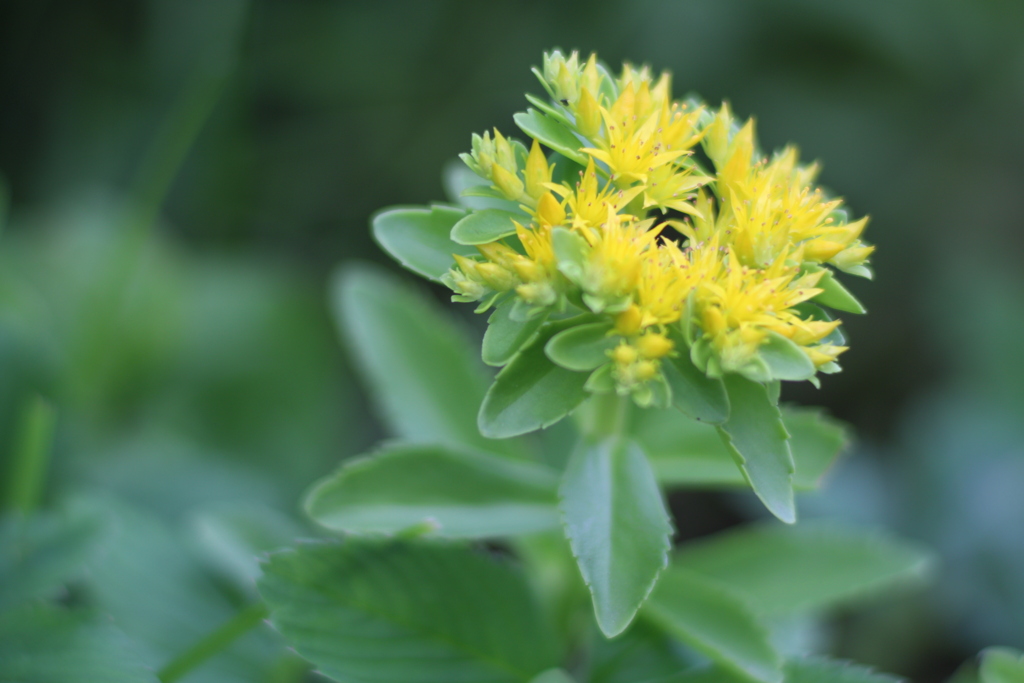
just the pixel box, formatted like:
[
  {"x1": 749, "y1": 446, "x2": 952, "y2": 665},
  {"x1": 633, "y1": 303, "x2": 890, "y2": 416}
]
[
  {"x1": 812, "y1": 267, "x2": 867, "y2": 314},
  {"x1": 552, "y1": 226, "x2": 590, "y2": 284}
]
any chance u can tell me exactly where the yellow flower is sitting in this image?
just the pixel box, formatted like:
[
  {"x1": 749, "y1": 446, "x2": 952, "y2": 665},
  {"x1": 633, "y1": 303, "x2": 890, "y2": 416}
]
[
  {"x1": 547, "y1": 159, "x2": 642, "y2": 232},
  {"x1": 442, "y1": 50, "x2": 873, "y2": 395}
]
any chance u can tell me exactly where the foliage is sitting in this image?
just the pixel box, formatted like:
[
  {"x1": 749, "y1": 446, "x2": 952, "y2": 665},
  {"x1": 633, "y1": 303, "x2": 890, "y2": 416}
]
[{"x1": 3, "y1": 6, "x2": 1024, "y2": 681}]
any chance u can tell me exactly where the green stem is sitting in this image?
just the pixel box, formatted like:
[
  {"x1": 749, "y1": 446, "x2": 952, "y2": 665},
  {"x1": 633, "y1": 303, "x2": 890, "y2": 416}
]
[
  {"x1": 157, "y1": 603, "x2": 269, "y2": 683},
  {"x1": 6, "y1": 394, "x2": 56, "y2": 513},
  {"x1": 578, "y1": 392, "x2": 630, "y2": 441}
]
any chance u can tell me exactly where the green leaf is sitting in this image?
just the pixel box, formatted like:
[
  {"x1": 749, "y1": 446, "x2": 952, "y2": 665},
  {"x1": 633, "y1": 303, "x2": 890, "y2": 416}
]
[
  {"x1": 673, "y1": 522, "x2": 933, "y2": 616},
  {"x1": 784, "y1": 656, "x2": 903, "y2": 683},
  {"x1": 83, "y1": 499, "x2": 282, "y2": 683},
  {"x1": 811, "y1": 267, "x2": 866, "y2": 314},
  {"x1": 545, "y1": 322, "x2": 617, "y2": 371},
  {"x1": 643, "y1": 568, "x2": 783, "y2": 683},
  {"x1": 191, "y1": 503, "x2": 304, "y2": 589},
  {"x1": 758, "y1": 332, "x2": 816, "y2": 381},
  {"x1": 663, "y1": 337, "x2": 730, "y2": 424},
  {"x1": 663, "y1": 655, "x2": 897, "y2": 683},
  {"x1": 0, "y1": 508, "x2": 110, "y2": 611},
  {"x1": 483, "y1": 297, "x2": 549, "y2": 367},
  {"x1": 258, "y1": 538, "x2": 557, "y2": 683},
  {"x1": 589, "y1": 619, "x2": 696, "y2": 683},
  {"x1": 479, "y1": 317, "x2": 592, "y2": 438},
  {"x1": 980, "y1": 647, "x2": 1024, "y2": 683},
  {"x1": 718, "y1": 375, "x2": 796, "y2": 523},
  {"x1": 0, "y1": 604, "x2": 158, "y2": 683},
  {"x1": 531, "y1": 670, "x2": 578, "y2": 683},
  {"x1": 371, "y1": 204, "x2": 477, "y2": 282},
  {"x1": 666, "y1": 658, "x2": 903, "y2": 683},
  {"x1": 514, "y1": 109, "x2": 590, "y2": 165},
  {"x1": 636, "y1": 407, "x2": 847, "y2": 490},
  {"x1": 333, "y1": 264, "x2": 521, "y2": 457},
  {"x1": 560, "y1": 436, "x2": 672, "y2": 637},
  {"x1": 304, "y1": 443, "x2": 560, "y2": 538},
  {"x1": 451, "y1": 208, "x2": 523, "y2": 245}
]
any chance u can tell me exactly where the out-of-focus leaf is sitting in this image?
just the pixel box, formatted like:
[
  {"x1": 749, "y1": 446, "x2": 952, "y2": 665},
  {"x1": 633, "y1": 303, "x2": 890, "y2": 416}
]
[
  {"x1": 644, "y1": 568, "x2": 783, "y2": 683},
  {"x1": 371, "y1": 205, "x2": 476, "y2": 281},
  {"x1": 784, "y1": 656, "x2": 903, "y2": 682},
  {"x1": 671, "y1": 657, "x2": 903, "y2": 683},
  {"x1": 451, "y1": 208, "x2": 522, "y2": 245},
  {"x1": 514, "y1": 109, "x2": 589, "y2": 165},
  {"x1": 85, "y1": 499, "x2": 281, "y2": 683},
  {"x1": 258, "y1": 538, "x2": 557, "y2": 683},
  {"x1": 333, "y1": 264, "x2": 520, "y2": 457},
  {"x1": 560, "y1": 437, "x2": 672, "y2": 637},
  {"x1": 638, "y1": 407, "x2": 847, "y2": 490},
  {"x1": 0, "y1": 604, "x2": 158, "y2": 683},
  {"x1": 673, "y1": 523, "x2": 933, "y2": 616},
  {"x1": 304, "y1": 443, "x2": 559, "y2": 538},
  {"x1": 980, "y1": 647, "x2": 1024, "y2": 683},
  {"x1": 479, "y1": 317, "x2": 591, "y2": 438},
  {"x1": 0, "y1": 507, "x2": 110, "y2": 611},
  {"x1": 531, "y1": 670, "x2": 577, "y2": 683},
  {"x1": 719, "y1": 375, "x2": 796, "y2": 523},
  {"x1": 545, "y1": 322, "x2": 617, "y2": 371},
  {"x1": 482, "y1": 297, "x2": 548, "y2": 367},
  {"x1": 589, "y1": 619, "x2": 696, "y2": 683},
  {"x1": 191, "y1": 503, "x2": 304, "y2": 588}
]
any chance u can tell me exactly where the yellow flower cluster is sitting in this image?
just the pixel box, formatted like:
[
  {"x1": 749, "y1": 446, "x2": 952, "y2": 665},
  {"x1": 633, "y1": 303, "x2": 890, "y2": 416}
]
[{"x1": 445, "y1": 50, "x2": 872, "y2": 398}]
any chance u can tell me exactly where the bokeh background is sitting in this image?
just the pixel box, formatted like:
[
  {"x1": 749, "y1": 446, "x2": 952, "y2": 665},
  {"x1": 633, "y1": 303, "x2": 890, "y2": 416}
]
[{"x1": 2, "y1": 1, "x2": 1023, "y2": 681}]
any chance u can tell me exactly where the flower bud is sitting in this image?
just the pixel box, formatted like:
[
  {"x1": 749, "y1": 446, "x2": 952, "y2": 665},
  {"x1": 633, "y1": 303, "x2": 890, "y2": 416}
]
[
  {"x1": 492, "y1": 129, "x2": 517, "y2": 174},
  {"x1": 475, "y1": 262, "x2": 517, "y2": 291},
  {"x1": 490, "y1": 163, "x2": 524, "y2": 201},
  {"x1": 615, "y1": 304, "x2": 643, "y2": 336},
  {"x1": 576, "y1": 88, "x2": 603, "y2": 140},
  {"x1": 612, "y1": 343, "x2": 638, "y2": 366},
  {"x1": 536, "y1": 192, "x2": 566, "y2": 226},
  {"x1": 524, "y1": 140, "x2": 551, "y2": 200},
  {"x1": 803, "y1": 238, "x2": 846, "y2": 262},
  {"x1": 635, "y1": 360, "x2": 658, "y2": 381},
  {"x1": 636, "y1": 332, "x2": 673, "y2": 359}
]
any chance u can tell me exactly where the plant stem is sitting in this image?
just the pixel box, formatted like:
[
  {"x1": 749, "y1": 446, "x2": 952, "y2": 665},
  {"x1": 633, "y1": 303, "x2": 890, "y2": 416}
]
[
  {"x1": 578, "y1": 392, "x2": 630, "y2": 441},
  {"x1": 6, "y1": 394, "x2": 56, "y2": 514},
  {"x1": 157, "y1": 603, "x2": 269, "y2": 683}
]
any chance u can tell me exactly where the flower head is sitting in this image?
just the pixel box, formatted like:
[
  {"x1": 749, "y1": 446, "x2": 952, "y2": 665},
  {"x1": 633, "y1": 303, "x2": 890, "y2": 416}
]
[{"x1": 445, "y1": 51, "x2": 872, "y2": 401}]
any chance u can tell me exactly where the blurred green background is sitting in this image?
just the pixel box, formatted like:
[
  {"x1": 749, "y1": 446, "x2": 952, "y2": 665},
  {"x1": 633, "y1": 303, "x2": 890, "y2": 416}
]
[{"x1": 1, "y1": 1, "x2": 1023, "y2": 681}]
